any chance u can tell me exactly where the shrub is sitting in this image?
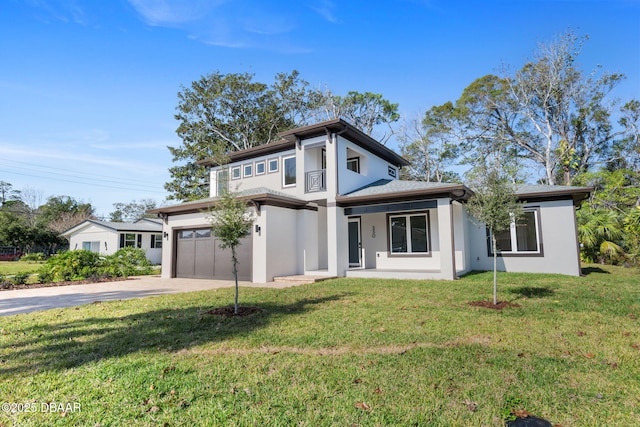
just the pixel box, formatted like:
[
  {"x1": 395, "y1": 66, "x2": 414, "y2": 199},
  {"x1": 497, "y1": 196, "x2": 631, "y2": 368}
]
[
  {"x1": 20, "y1": 253, "x2": 46, "y2": 262},
  {"x1": 38, "y1": 250, "x2": 104, "y2": 282},
  {"x1": 102, "y1": 247, "x2": 152, "y2": 278},
  {"x1": 11, "y1": 272, "x2": 30, "y2": 286}
]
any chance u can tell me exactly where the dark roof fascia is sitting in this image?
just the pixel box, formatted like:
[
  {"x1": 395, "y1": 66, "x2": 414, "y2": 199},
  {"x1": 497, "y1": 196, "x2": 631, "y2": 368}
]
[
  {"x1": 336, "y1": 184, "x2": 473, "y2": 207},
  {"x1": 516, "y1": 187, "x2": 593, "y2": 207},
  {"x1": 62, "y1": 219, "x2": 162, "y2": 235},
  {"x1": 197, "y1": 139, "x2": 296, "y2": 167},
  {"x1": 149, "y1": 193, "x2": 310, "y2": 216},
  {"x1": 278, "y1": 118, "x2": 410, "y2": 167}
]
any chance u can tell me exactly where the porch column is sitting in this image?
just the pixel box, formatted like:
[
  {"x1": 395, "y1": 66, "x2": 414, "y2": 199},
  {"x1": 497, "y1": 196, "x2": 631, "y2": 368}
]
[
  {"x1": 327, "y1": 204, "x2": 348, "y2": 277},
  {"x1": 437, "y1": 198, "x2": 457, "y2": 280}
]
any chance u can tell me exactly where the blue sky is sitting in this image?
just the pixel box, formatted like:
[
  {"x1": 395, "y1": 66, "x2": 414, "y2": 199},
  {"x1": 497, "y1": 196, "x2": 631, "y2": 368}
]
[{"x1": 1, "y1": 0, "x2": 638, "y2": 217}]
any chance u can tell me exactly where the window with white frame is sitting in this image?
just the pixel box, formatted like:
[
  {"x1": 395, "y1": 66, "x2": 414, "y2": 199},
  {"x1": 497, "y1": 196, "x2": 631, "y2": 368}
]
[
  {"x1": 389, "y1": 213, "x2": 429, "y2": 254},
  {"x1": 231, "y1": 166, "x2": 241, "y2": 180},
  {"x1": 243, "y1": 163, "x2": 253, "y2": 178},
  {"x1": 216, "y1": 168, "x2": 229, "y2": 196},
  {"x1": 120, "y1": 233, "x2": 141, "y2": 248},
  {"x1": 283, "y1": 155, "x2": 296, "y2": 187},
  {"x1": 255, "y1": 161, "x2": 265, "y2": 175},
  {"x1": 151, "y1": 234, "x2": 163, "y2": 249},
  {"x1": 346, "y1": 157, "x2": 360, "y2": 173},
  {"x1": 268, "y1": 158, "x2": 279, "y2": 173},
  {"x1": 491, "y1": 209, "x2": 541, "y2": 254},
  {"x1": 82, "y1": 241, "x2": 100, "y2": 253}
]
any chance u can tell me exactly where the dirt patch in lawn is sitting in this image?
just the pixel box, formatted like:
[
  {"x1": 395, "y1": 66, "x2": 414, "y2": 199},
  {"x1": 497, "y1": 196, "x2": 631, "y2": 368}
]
[
  {"x1": 0, "y1": 276, "x2": 131, "y2": 291},
  {"x1": 206, "y1": 306, "x2": 262, "y2": 317},
  {"x1": 468, "y1": 300, "x2": 521, "y2": 310}
]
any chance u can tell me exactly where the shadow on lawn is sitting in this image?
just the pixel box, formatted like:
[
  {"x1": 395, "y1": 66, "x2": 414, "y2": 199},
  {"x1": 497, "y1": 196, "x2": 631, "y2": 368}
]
[
  {"x1": 582, "y1": 266, "x2": 610, "y2": 275},
  {"x1": 0, "y1": 293, "x2": 350, "y2": 376},
  {"x1": 507, "y1": 286, "x2": 555, "y2": 299}
]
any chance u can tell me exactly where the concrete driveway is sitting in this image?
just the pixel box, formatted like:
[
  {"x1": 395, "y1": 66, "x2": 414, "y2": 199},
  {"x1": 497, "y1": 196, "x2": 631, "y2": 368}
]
[{"x1": 0, "y1": 276, "x2": 306, "y2": 316}]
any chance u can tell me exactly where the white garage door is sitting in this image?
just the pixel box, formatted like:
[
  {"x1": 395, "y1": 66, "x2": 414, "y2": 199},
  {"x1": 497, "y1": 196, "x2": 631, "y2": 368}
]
[{"x1": 175, "y1": 228, "x2": 252, "y2": 281}]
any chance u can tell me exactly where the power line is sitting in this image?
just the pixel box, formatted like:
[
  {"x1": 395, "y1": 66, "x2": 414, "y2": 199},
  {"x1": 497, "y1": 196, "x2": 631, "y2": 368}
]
[
  {"x1": 2, "y1": 169, "x2": 168, "y2": 195},
  {"x1": 0, "y1": 158, "x2": 165, "y2": 189}
]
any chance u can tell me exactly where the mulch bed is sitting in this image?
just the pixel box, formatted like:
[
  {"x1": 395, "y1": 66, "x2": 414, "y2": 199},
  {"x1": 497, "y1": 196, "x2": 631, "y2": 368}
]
[
  {"x1": 0, "y1": 276, "x2": 131, "y2": 291},
  {"x1": 206, "y1": 306, "x2": 262, "y2": 317},
  {"x1": 468, "y1": 300, "x2": 521, "y2": 310}
]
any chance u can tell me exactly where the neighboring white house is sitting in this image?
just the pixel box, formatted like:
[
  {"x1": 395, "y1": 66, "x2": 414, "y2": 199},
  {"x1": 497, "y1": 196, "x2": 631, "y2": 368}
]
[
  {"x1": 150, "y1": 118, "x2": 591, "y2": 282},
  {"x1": 62, "y1": 218, "x2": 163, "y2": 265}
]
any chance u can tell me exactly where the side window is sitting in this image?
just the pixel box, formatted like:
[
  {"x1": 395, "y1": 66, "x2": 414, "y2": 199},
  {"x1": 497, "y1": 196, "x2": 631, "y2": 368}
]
[
  {"x1": 255, "y1": 161, "x2": 266, "y2": 175},
  {"x1": 268, "y1": 158, "x2": 279, "y2": 173},
  {"x1": 491, "y1": 209, "x2": 541, "y2": 254}
]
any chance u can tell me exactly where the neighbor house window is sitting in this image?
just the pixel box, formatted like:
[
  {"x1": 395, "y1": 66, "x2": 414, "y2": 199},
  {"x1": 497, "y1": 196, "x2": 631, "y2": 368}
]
[
  {"x1": 255, "y1": 161, "x2": 266, "y2": 175},
  {"x1": 151, "y1": 234, "x2": 163, "y2": 249},
  {"x1": 283, "y1": 155, "x2": 296, "y2": 187},
  {"x1": 491, "y1": 209, "x2": 541, "y2": 254},
  {"x1": 389, "y1": 213, "x2": 429, "y2": 254},
  {"x1": 120, "y1": 233, "x2": 141, "y2": 248},
  {"x1": 268, "y1": 158, "x2": 279, "y2": 173},
  {"x1": 243, "y1": 163, "x2": 253, "y2": 178},
  {"x1": 231, "y1": 166, "x2": 241, "y2": 180},
  {"x1": 217, "y1": 168, "x2": 229, "y2": 196},
  {"x1": 82, "y1": 241, "x2": 100, "y2": 253},
  {"x1": 346, "y1": 157, "x2": 360, "y2": 173}
]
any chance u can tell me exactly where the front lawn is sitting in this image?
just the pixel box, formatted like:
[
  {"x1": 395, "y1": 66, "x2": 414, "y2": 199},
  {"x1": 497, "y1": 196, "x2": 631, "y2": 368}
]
[
  {"x1": 0, "y1": 261, "x2": 43, "y2": 277},
  {"x1": 0, "y1": 265, "x2": 638, "y2": 426}
]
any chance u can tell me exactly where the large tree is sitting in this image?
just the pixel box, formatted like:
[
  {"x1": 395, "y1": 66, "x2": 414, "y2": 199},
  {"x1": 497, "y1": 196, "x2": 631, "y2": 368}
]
[
  {"x1": 110, "y1": 199, "x2": 159, "y2": 222},
  {"x1": 424, "y1": 31, "x2": 639, "y2": 185},
  {"x1": 167, "y1": 70, "x2": 318, "y2": 201},
  {"x1": 167, "y1": 70, "x2": 402, "y2": 201},
  {"x1": 399, "y1": 105, "x2": 461, "y2": 182}
]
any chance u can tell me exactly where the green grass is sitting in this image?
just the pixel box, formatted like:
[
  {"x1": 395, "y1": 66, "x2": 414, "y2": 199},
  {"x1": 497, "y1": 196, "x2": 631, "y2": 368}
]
[
  {"x1": 0, "y1": 261, "x2": 43, "y2": 277},
  {"x1": 1, "y1": 264, "x2": 639, "y2": 426}
]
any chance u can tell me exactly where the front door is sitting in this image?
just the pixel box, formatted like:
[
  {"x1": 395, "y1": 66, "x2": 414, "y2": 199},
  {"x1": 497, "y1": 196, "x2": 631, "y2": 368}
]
[{"x1": 348, "y1": 218, "x2": 361, "y2": 268}]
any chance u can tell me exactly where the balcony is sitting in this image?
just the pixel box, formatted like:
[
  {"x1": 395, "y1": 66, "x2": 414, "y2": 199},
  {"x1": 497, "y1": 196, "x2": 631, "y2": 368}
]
[{"x1": 305, "y1": 169, "x2": 326, "y2": 193}]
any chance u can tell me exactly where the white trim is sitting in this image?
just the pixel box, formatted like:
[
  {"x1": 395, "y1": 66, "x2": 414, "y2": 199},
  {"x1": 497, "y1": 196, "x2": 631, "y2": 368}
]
[
  {"x1": 243, "y1": 163, "x2": 253, "y2": 178},
  {"x1": 492, "y1": 209, "x2": 541, "y2": 254},
  {"x1": 231, "y1": 166, "x2": 241, "y2": 180},
  {"x1": 255, "y1": 160, "x2": 266, "y2": 175},
  {"x1": 282, "y1": 155, "x2": 296, "y2": 187},
  {"x1": 267, "y1": 158, "x2": 279, "y2": 173}
]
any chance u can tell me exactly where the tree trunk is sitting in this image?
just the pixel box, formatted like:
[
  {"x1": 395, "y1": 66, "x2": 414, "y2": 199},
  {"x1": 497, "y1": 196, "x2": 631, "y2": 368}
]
[
  {"x1": 232, "y1": 246, "x2": 239, "y2": 315},
  {"x1": 492, "y1": 233, "x2": 498, "y2": 305}
]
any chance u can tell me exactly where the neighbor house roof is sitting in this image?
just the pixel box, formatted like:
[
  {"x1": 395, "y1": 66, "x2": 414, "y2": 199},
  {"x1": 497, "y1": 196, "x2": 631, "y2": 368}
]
[
  {"x1": 198, "y1": 118, "x2": 410, "y2": 168},
  {"x1": 336, "y1": 179, "x2": 474, "y2": 206},
  {"x1": 148, "y1": 187, "x2": 309, "y2": 215},
  {"x1": 62, "y1": 219, "x2": 162, "y2": 236}
]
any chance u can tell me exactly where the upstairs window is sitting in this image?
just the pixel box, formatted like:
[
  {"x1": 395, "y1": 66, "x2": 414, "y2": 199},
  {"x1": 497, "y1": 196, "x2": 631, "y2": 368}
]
[
  {"x1": 243, "y1": 163, "x2": 253, "y2": 178},
  {"x1": 231, "y1": 166, "x2": 241, "y2": 180},
  {"x1": 283, "y1": 155, "x2": 296, "y2": 187},
  {"x1": 268, "y1": 158, "x2": 279, "y2": 173},
  {"x1": 217, "y1": 169, "x2": 229, "y2": 195},
  {"x1": 346, "y1": 157, "x2": 360, "y2": 173},
  {"x1": 255, "y1": 161, "x2": 266, "y2": 175}
]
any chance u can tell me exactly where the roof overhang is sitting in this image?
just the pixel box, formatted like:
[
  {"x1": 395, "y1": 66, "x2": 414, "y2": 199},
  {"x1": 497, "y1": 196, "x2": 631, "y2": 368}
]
[
  {"x1": 516, "y1": 187, "x2": 593, "y2": 207},
  {"x1": 149, "y1": 192, "x2": 311, "y2": 216},
  {"x1": 336, "y1": 184, "x2": 473, "y2": 207}
]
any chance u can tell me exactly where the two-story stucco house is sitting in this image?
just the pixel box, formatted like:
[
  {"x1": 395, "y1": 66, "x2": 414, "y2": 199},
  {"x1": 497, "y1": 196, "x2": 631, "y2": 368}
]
[{"x1": 151, "y1": 118, "x2": 591, "y2": 282}]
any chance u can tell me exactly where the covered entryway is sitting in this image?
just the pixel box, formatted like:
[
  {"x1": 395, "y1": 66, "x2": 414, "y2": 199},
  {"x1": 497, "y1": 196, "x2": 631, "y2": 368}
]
[{"x1": 175, "y1": 228, "x2": 252, "y2": 280}]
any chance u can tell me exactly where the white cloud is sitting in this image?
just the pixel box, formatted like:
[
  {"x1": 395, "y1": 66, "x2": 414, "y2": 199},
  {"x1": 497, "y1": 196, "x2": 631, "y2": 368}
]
[
  {"x1": 127, "y1": 0, "x2": 225, "y2": 26},
  {"x1": 310, "y1": 0, "x2": 338, "y2": 24}
]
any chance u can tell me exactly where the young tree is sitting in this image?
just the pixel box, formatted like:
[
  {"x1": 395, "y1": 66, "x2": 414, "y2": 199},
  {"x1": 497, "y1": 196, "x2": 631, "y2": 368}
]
[
  {"x1": 465, "y1": 165, "x2": 522, "y2": 305},
  {"x1": 208, "y1": 190, "x2": 255, "y2": 315}
]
